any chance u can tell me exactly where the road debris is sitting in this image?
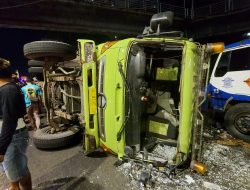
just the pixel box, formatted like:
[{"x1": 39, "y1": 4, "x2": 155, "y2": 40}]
[
  {"x1": 152, "y1": 145, "x2": 176, "y2": 164},
  {"x1": 203, "y1": 181, "x2": 221, "y2": 190},
  {"x1": 184, "y1": 175, "x2": 195, "y2": 184},
  {"x1": 216, "y1": 138, "x2": 250, "y2": 149},
  {"x1": 118, "y1": 139, "x2": 250, "y2": 190}
]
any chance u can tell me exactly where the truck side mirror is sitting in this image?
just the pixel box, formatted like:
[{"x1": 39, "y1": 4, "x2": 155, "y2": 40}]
[{"x1": 150, "y1": 11, "x2": 174, "y2": 34}]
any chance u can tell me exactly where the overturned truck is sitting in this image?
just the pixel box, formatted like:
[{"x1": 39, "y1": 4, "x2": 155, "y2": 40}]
[{"x1": 23, "y1": 12, "x2": 224, "y2": 173}]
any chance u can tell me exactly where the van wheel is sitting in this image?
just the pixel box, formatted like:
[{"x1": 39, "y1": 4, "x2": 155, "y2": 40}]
[
  {"x1": 23, "y1": 41, "x2": 76, "y2": 61},
  {"x1": 32, "y1": 126, "x2": 81, "y2": 149},
  {"x1": 224, "y1": 103, "x2": 250, "y2": 143}
]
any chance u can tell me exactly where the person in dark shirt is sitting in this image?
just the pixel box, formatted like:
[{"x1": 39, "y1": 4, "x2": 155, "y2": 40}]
[
  {"x1": 0, "y1": 58, "x2": 32, "y2": 190},
  {"x1": 11, "y1": 71, "x2": 24, "y2": 88}
]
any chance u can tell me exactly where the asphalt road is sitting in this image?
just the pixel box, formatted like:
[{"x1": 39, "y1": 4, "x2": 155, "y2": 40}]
[
  {"x1": 0, "y1": 130, "x2": 132, "y2": 190},
  {"x1": 1, "y1": 114, "x2": 250, "y2": 190}
]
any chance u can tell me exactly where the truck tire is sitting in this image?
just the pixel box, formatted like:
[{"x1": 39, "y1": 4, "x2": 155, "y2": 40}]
[
  {"x1": 224, "y1": 103, "x2": 250, "y2": 143},
  {"x1": 28, "y1": 67, "x2": 43, "y2": 74},
  {"x1": 24, "y1": 41, "x2": 76, "y2": 61},
  {"x1": 28, "y1": 60, "x2": 44, "y2": 67},
  {"x1": 32, "y1": 126, "x2": 81, "y2": 149}
]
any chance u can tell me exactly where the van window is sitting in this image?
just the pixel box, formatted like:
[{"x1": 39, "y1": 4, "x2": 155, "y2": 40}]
[
  {"x1": 229, "y1": 47, "x2": 250, "y2": 71},
  {"x1": 215, "y1": 52, "x2": 230, "y2": 77},
  {"x1": 215, "y1": 47, "x2": 250, "y2": 77}
]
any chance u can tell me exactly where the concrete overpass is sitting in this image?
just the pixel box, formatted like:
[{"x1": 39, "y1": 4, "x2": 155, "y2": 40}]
[
  {"x1": 0, "y1": 0, "x2": 185, "y2": 37},
  {"x1": 190, "y1": 7, "x2": 250, "y2": 41},
  {"x1": 1, "y1": 0, "x2": 250, "y2": 42}
]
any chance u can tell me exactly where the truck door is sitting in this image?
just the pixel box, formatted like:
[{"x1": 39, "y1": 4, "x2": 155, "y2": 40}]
[{"x1": 78, "y1": 39, "x2": 99, "y2": 153}]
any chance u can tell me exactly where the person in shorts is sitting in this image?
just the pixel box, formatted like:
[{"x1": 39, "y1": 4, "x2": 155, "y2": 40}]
[
  {"x1": 21, "y1": 79, "x2": 42, "y2": 130},
  {"x1": 32, "y1": 77, "x2": 44, "y2": 113},
  {"x1": 0, "y1": 58, "x2": 32, "y2": 190}
]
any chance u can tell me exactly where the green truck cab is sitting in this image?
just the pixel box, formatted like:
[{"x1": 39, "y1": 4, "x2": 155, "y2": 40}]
[{"x1": 24, "y1": 12, "x2": 224, "y2": 171}]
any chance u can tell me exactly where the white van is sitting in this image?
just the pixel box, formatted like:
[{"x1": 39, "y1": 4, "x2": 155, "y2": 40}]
[{"x1": 208, "y1": 39, "x2": 250, "y2": 142}]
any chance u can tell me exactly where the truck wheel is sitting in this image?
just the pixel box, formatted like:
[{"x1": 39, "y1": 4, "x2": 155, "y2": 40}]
[
  {"x1": 28, "y1": 60, "x2": 44, "y2": 67},
  {"x1": 224, "y1": 103, "x2": 250, "y2": 143},
  {"x1": 28, "y1": 67, "x2": 43, "y2": 74},
  {"x1": 32, "y1": 126, "x2": 81, "y2": 149},
  {"x1": 24, "y1": 41, "x2": 76, "y2": 61}
]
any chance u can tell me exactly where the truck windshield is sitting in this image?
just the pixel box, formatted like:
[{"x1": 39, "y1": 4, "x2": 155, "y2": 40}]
[{"x1": 215, "y1": 47, "x2": 250, "y2": 77}]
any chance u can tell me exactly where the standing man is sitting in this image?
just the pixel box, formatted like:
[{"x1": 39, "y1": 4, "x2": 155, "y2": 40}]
[
  {"x1": 12, "y1": 71, "x2": 24, "y2": 88},
  {"x1": 21, "y1": 78, "x2": 42, "y2": 130},
  {"x1": 32, "y1": 77, "x2": 44, "y2": 114},
  {"x1": 0, "y1": 58, "x2": 32, "y2": 190}
]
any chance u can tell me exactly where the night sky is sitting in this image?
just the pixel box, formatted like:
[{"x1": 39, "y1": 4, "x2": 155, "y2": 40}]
[
  {"x1": 0, "y1": 28, "x2": 113, "y2": 76},
  {"x1": 0, "y1": 28, "x2": 45, "y2": 75}
]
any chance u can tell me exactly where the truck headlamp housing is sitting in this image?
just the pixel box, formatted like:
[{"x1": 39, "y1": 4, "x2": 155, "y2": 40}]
[{"x1": 84, "y1": 42, "x2": 94, "y2": 63}]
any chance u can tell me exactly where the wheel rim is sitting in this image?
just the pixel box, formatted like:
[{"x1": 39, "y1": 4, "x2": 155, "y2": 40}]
[{"x1": 234, "y1": 113, "x2": 250, "y2": 135}]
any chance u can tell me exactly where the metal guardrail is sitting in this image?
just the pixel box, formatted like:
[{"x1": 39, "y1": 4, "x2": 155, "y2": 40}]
[
  {"x1": 193, "y1": 0, "x2": 250, "y2": 18},
  {"x1": 70, "y1": 0, "x2": 187, "y2": 18},
  {"x1": 231, "y1": 0, "x2": 250, "y2": 11},
  {"x1": 68, "y1": 0, "x2": 250, "y2": 19},
  {"x1": 160, "y1": 3, "x2": 186, "y2": 18}
]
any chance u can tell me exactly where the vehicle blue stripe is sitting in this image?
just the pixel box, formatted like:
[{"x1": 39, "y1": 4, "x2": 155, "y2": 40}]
[
  {"x1": 226, "y1": 39, "x2": 250, "y2": 49},
  {"x1": 207, "y1": 83, "x2": 250, "y2": 110}
]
